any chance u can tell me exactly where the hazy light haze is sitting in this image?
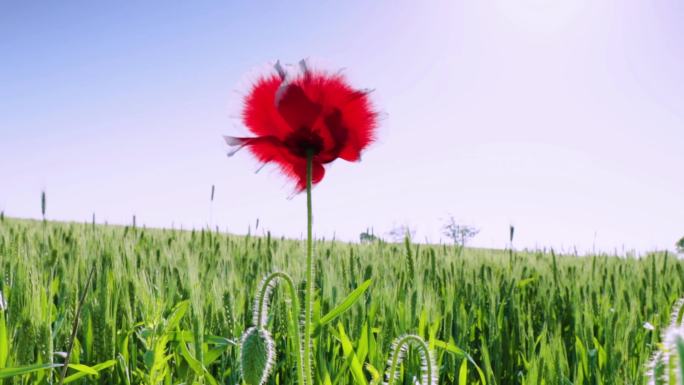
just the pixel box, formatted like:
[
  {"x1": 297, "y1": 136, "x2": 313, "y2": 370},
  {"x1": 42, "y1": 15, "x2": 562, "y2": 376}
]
[{"x1": 1, "y1": 0, "x2": 682, "y2": 253}]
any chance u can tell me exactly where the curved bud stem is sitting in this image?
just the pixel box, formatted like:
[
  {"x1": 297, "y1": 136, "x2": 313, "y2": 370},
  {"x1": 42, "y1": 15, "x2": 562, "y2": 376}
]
[
  {"x1": 645, "y1": 297, "x2": 684, "y2": 385},
  {"x1": 251, "y1": 271, "x2": 306, "y2": 385},
  {"x1": 385, "y1": 335, "x2": 438, "y2": 385}
]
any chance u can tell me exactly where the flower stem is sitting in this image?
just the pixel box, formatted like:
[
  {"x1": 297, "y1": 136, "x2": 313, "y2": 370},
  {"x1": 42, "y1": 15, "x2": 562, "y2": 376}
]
[{"x1": 304, "y1": 151, "x2": 314, "y2": 385}]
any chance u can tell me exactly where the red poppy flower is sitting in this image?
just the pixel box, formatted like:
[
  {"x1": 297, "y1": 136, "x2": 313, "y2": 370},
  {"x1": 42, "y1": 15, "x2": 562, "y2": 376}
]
[{"x1": 225, "y1": 60, "x2": 377, "y2": 192}]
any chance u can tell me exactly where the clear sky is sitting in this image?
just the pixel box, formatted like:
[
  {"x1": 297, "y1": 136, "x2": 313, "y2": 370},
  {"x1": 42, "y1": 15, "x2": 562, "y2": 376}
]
[{"x1": 1, "y1": 0, "x2": 682, "y2": 254}]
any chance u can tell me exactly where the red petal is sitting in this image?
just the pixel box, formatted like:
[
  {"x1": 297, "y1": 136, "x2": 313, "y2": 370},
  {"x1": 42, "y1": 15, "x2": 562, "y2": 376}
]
[
  {"x1": 276, "y1": 84, "x2": 322, "y2": 131},
  {"x1": 242, "y1": 75, "x2": 294, "y2": 139},
  {"x1": 334, "y1": 89, "x2": 376, "y2": 162},
  {"x1": 292, "y1": 73, "x2": 376, "y2": 162},
  {"x1": 226, "y1": 135, "x2": 325, "y2": 192},
  {"x1": 311, "y1": 109, "x2": 347, "y2": 163}
]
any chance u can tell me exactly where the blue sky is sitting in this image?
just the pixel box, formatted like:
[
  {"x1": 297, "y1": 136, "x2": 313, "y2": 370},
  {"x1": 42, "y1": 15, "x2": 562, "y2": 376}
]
[{"x1": 1, "y1": 0, "x2": 682, "y2": 253}]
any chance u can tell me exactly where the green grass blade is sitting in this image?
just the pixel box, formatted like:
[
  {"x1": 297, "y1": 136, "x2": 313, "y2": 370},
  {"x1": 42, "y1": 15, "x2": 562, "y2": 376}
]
[
  {"x1": 459, "y1": 358, "x2": 468, "y2": 385},
  {"x1": 0, "y1": 363, "x2": 62, "y2": 379},
  {"x1": 63, "y1": 360, "x2": 117, "y2": 384},
  {"x1": 319, "y1": 280, "x2": 372, "y2": 328},
  {"x1": 337, "y1": 323, "x2": 369, "y2": 385}
]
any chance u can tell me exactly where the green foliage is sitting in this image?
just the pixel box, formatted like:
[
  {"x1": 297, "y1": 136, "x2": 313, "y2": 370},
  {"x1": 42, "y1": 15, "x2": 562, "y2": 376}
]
[
  {"x1": 0, "y1": 217, "x2": 681, "y2": 384},
  {"x1": 359, "y1": 232, "x2": 379, "y2": 243},
  {"x1": 0, "y1": 363, "x2": 62, "y2": 379},
  {"x1": 385, "y1": 335, "x2": 437, "y2": 385},
  {"x1": 676, "y1": 236, "x2": 684, "y2": 253},
  {"x1": 240, "y1": 327, "x2": 275, "y2": 385},
  {"x1": 318, "y1": 280, "x2": 372, "y2": 329},
  {"x1": 645, "y1": 298, "x2": 684, "y2": 384}
]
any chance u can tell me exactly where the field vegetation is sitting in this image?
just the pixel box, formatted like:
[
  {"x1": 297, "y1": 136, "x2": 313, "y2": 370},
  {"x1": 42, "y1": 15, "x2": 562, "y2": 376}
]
[{"x1": 0, "y1": 217, "x2": 681, "y2": 384}]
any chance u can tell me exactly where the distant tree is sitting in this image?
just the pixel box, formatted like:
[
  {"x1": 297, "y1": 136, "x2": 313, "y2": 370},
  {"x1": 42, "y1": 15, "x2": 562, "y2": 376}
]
[
  {"x1": 442, "y1": 216, "x2": 479, "y2": 248},
  {"x1": 359, "y1": 228, "x2": 379, "y2": 243},
  {"x1": 677, "y1": 236, "x2": 684, "y2": 253},
  {"x1": 389, "y1": 224, "x2": 414, "y2": 243}
]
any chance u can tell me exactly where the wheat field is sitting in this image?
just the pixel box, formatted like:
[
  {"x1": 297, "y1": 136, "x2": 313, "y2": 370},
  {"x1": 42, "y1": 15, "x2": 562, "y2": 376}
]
[{"x1": 0, "y1": 216, "x2": 681, "y2": 385}]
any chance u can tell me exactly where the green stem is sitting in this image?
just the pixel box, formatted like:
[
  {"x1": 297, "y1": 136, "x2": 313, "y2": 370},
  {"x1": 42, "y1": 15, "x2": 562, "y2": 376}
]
[
  {"x1": 58, "y1": 264, "x2": 96, "y2": 385},
  {"x1": 386, "y1": 335, "x2": 436, "y2": 385},
  {"x1": 304, "y1": 151, "x2": 314, "y2": 385},
  {"x1": 253, "y1": 272, "x2": 305, "y2": 385}
]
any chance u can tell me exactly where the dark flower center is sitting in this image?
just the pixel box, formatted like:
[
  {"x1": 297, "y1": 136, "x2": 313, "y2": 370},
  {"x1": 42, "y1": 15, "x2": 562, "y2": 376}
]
[{"x1": 284, "y1": 126, "x2": 324, "y2": 158}]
